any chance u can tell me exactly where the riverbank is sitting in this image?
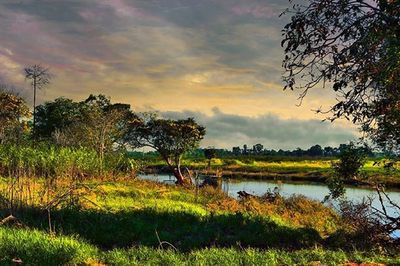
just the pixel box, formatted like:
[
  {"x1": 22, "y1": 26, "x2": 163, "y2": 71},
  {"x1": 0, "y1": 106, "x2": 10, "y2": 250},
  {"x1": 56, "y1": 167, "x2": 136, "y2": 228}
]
[
  {"x1": 0, "y1": 177, "x2": 398, "y2": 265},
  {"x1": 141, "y1": 158, "x2": 400, "y2": 189}
]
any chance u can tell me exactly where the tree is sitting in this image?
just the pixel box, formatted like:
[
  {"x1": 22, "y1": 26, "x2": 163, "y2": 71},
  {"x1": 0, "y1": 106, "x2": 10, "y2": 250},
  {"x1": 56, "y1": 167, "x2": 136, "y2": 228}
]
[
  {"x1": 0, "y1": 90, "x2": 30, "y2": 144},
  {"x1": 328, "y1": 142, "x2": 367, "y2": 199},
  {"x1": 56, "y1": 95, "x2": 137, "y2": 165},
  {"x1": 204, "y1": 147, "x2": 217, "y2": 170},
  {"x1": 76, "y1": 95, "x2": 136, "y2": 165},
  {"x1": 24, "y1": 65, "x2": 51, "y2": 138},
  {"x1": 253, "y1": 143, "x2": 264, "y2": 154},
  {"x1": 307, "y1": 144, "x2": 323, "y2": 157},
  {"x1": 323, "y1": 146, "x2": 335, "y2": 157},
  {"x1": 35, "y1": 97, "x2": 82, "y2": 139},
  {"x1": 282, "y1": 0, "x2": 400, "y2": 150},
  {"x1": 127, "y1": 117, "x2": 206, "y2": 185}
]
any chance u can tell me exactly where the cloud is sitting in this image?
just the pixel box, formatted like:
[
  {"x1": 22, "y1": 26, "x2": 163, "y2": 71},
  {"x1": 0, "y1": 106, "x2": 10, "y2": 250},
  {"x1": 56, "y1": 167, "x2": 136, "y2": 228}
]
[
  {"x1": 231, "y1": 4, "x2": 278, "y2": 18},
  {"x1": 160, "y1": 108, "x2": 358, "y2": 150},
  {"x1": 0, "y1": 0, "x2": 348, "y2": 125}
]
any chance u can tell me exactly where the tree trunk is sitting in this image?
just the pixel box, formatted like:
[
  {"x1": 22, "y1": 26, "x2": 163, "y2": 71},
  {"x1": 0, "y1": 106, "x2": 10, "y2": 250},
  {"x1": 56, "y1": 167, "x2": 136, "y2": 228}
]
[
  {"x1": 33, "y1": 78, "x2": 37, "y2": 145},
  {"x1": 174, "y1": 156, "x2": 187, "y2": 185},
  {"x1": 162, "y1": 155, "x2": 188, "y2": 185},
  {"x1": 172, "y1": 168, "x2": 186, "y2": 185}
]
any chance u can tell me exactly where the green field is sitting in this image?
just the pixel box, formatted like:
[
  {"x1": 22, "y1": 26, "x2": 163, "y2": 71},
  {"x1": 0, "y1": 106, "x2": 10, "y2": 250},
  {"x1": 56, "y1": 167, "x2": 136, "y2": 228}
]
[{"x1": 0, "y1": 178, "x2": 398, "y2": 265}]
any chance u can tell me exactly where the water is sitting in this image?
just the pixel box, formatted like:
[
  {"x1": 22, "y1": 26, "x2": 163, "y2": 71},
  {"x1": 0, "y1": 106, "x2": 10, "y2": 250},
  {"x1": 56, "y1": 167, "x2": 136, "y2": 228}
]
[
  {"x1": 139, "y1": 173, "x2": 400, "y2": 204},
  {"x1": 139, "y1": 174, "x2": 400, "y2": 237}
]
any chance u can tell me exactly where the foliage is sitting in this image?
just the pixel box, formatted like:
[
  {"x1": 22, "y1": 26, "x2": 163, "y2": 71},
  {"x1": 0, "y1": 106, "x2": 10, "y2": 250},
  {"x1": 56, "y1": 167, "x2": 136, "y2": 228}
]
[
  {"x1": 0, "y1": 90, "x2": 30, "y2": 144},
  {"x1": 204, "y1": 147, "x2": 217, "y2": 169},
  {"x1": 126, "y1": 116, "x2": 206, "y2": 184},
  {"x1": 326, "y1": 198, "x2": 393, "y2": 249},
  {"x1": 60, "y1": 95, "x2": 138, "y2": 166},
  {"x1": 282, "y1": 0, "x2": 400, "y2": 151},
  {"x1": 0, "y1": 227, "x2": 398, "y2": 266},
  {"x1": 204, "y1": 148, "x2": 217, "y2": 161},
  {"x1": 35, "y1": 97, "x2": 82, "y2": 139},
  {"x1": 36, "y1": 95, "x2": 138, "y2": 158},
  {"x1": 328, "y1": 142, "x2": 368, "y2": 199}
]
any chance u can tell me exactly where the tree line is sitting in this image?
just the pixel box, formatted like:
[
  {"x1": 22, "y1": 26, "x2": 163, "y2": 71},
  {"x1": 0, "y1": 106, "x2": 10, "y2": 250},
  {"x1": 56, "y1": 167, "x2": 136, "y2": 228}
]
[{"x1": 0, "y1": 78, "x2": 205, "y2": 185}]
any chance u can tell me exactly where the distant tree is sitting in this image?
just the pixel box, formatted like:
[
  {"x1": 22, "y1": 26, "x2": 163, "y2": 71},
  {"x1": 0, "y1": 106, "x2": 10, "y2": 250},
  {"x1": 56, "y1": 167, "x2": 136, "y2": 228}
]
[
  {"x1": 323, "y1": 146, "x2": 335, "y2": 157},
  {"x1": 253, "y1": 143, "x2": 264, "y2": 154},
  {"x1": 0, "y1": 90, "x2": 30, "y2": 144},
  {"x1": 282, "y1": 0, "x2": 400, "y2": 151},
  {"x1": 243, "y1": 144, "x2": 248, "y2": 155},
  {"x1": 232, "y1": 146, "x2": 241, "y2": 156},
  {"x1": 293, "y1": 147, "x2": 305, "y2": 157},
  {"x1": 24, "y1": 65, "x2": 51, "y2": 138},
  {"x1": 126, "y1": 116, "x2": 205, "y2": 185},
  {"x1": 307, "y1": 144, "x2": 323, "y2": 157},
  {"x1": 204, "y1": 147, "x2": 217, "y2": 170}
]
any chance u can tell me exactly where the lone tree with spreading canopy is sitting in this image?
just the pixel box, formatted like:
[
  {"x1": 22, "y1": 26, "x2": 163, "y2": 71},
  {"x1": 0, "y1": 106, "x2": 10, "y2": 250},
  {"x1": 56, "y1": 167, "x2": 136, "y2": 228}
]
[{"x1": 126, "y1": 116, "x2": 205, "y2": 185}]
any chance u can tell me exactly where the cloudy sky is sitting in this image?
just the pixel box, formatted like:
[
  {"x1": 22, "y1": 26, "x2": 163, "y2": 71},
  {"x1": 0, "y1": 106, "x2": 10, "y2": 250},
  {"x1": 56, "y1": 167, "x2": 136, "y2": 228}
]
[{"x1": 0, "y1": 0, "x2": 358, "y2": 149}]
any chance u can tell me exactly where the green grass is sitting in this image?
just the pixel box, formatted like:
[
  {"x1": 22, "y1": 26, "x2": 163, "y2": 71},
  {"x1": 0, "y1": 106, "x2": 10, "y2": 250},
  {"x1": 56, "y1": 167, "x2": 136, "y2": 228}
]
[
  {"x1": 6, "y1": 181, "x2": 323, "y2": 250},
  {"x1": 0, "y1": 178, "x2": 398, "y2": 265},
  {"x1": 0, "y1": 227, "x2": 98, "y2": 265},
  {"x1": 0, "y1": 227, "x2": 399, "y2": 265},
  {"x1": 104, "y1": 247, "x2": 400, "y2": 266}
]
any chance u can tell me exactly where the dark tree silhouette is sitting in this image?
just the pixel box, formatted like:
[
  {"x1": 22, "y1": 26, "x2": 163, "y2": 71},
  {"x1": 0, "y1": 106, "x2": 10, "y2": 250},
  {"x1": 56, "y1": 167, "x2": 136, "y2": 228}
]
[
  {"x1": 282, "y1": 0, "x2": 399, "y2": 150},
  {"x1": 24, "y1": 65, "x2": 51, "y2": 138},
  {"x1": 204, "y1": 147, "x2": 217, "y2": 170},
  {"x1": 35, "y1": 97, "x2": 82, "y2": 139},
  {"x1": 282, "y1": 0, "x2": 400, "y2": 236}
]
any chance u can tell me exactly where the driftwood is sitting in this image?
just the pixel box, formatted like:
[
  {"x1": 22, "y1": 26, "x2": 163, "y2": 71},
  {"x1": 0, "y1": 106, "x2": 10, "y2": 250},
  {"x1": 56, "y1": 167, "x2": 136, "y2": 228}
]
[
  {"x1": 237, "y1": 190, "x2": 253, "y2": 199},
  {"x1": 0, "y1": 215, "x2": 17, "y2": 225},
  {"x1": 200, "y1": 175, "x2": 219, "y2": 188}
]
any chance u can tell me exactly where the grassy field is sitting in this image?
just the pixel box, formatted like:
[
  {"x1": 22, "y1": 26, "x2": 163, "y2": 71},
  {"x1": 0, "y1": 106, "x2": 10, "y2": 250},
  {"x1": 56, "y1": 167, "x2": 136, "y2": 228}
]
[{"x1": 0, "y1": 178, "x2": 399, "y2": 265}]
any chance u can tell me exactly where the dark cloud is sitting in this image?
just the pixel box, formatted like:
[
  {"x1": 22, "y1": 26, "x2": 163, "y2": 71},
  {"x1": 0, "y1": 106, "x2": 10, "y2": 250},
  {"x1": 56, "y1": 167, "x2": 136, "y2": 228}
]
[
  {"x1": 0, "y1": 0, "x2": 347, "y2": 130},
  {"x1": 160, "y1": 108, "x2": 357, "y2": 150},
  {"x1": 3, "y1": 0, "x2": 88, "y2": 23}
]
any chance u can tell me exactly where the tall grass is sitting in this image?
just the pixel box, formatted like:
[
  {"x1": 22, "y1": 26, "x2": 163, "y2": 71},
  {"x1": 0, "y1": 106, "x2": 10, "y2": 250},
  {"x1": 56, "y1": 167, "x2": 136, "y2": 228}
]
[
  {"x1": 0, "y1": 144, "x2": 137, "y2": 179},
  {"x1": 0, "y1": 144, "x2": 137, "y2": 214}
]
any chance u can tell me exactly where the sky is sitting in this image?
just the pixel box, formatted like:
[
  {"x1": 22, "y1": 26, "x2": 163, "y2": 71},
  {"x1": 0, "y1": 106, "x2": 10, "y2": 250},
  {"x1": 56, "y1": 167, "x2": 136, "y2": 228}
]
[{"x1": 0, "y1": 0, "x2": 358, "y2": 149}]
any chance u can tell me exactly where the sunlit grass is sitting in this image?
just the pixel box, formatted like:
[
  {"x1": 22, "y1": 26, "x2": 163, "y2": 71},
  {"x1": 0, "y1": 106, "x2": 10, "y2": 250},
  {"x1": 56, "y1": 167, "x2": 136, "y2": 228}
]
[
  {"x1": 0, "y1": 227, "x2": 398, "y2": 266},
  {"x1": 0, "y1": 178, "x2": 398, "y2": 265}
]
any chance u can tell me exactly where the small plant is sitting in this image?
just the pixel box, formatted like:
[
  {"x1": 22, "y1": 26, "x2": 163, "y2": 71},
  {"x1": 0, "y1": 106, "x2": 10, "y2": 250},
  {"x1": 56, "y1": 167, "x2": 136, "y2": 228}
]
[{"x1": 327, "y1": 142, "x2": 367, "y2": 199}]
